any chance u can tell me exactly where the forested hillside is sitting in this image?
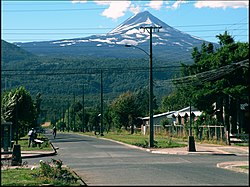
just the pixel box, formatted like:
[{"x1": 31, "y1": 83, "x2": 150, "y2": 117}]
[
  {"x1": 1, "y1": 40, "x2": 181, "y2": 120},
  {"x1": 1, "y1": 40, "x2": 35, "y2": 63}
]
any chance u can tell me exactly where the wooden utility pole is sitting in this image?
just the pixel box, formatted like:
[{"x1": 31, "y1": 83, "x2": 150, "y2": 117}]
[
  {"x1": 100, "y1": 70, "x2": 104, "y2": 136},
  {"x1": 82, "y1": 85, "x2": 85, "y2": 132},
  {"x1": 140, "y1": 26, "x2": 161, "y2": 148}
]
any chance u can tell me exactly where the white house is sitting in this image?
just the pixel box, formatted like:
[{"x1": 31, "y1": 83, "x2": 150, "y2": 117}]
[
  {"x1": 140, "y1": 106, "x2": 202, "y2": 135},
  {"x1": 172, "y1": 106, "x2": 202, "y2": 125},
  {"x1": 140, "y1": 111, "x2": 175, "y2": 135}
]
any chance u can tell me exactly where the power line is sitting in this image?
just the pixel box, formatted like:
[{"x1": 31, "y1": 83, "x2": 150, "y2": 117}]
[
  {"x1": 1, "y1": 66, "x2": 182, "y2": 76},
  {"x1": 3, "y1": 28, "x2": 247, "y2": 35},
  {"x1": 2, "y1": 23, "x2": 248, "y2": 30},
  {"x1": 4, "y1": 34, "x2": 248, "y2": 42},
  {"x1": 171, "y1": 59, "x2": 249, "y2": 85}
]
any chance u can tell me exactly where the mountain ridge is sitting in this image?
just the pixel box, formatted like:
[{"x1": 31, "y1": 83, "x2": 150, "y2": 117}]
[{"x1": 14, "y1": 11, "x2": 217, "y2": 62}]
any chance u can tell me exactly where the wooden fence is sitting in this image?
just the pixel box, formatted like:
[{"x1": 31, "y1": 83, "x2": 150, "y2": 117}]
[{"x1": 142, "y1": 124, "x2": 227, "y2": 141}]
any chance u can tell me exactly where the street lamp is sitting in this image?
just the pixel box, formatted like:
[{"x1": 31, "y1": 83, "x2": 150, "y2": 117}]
[
  {"x1": 125, "y1": 44, "x2": 150, "y2": 57},
  {"x1": 125, "y1": 44, "x2": 154, "y2": 147}
]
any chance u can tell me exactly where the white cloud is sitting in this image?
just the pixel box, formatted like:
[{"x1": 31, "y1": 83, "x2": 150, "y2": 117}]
[
  {"x1": 146, "y1": 0, "x2": 163, "y2": 10},
  {"x1": 172, "y1": 0, "x2": 188, "y2": 9},
  {"x1": 129, "y1": 4, "x2": 141, "y2": 15},
  {"x1": 194, "y1": 1, "x2": 249, "y2": 9},
  {"x1": 93, "y1": 1, "x2": 110, "y2": 6},
  {"x1": 166, "y1": 0, "x2": 188, "y2": 9},
  {"x1": 94, "y1": 1, "x2": 131, "y2": 20},
  {"x1": 72, "y1": 0, "x2": 87, "y2": 4}
]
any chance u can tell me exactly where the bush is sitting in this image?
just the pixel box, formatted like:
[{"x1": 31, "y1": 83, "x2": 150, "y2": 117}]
[{"x1": 35, "y1": 159, "x2": 79, "y2": 185}]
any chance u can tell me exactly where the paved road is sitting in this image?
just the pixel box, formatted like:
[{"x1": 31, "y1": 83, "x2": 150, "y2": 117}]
[{"x1": 24, "y1": 131, "x2": 249, "y2": 186}]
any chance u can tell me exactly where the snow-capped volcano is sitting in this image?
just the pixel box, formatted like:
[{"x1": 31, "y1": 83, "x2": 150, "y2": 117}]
[
  {"x1": 104, "y1": 10, "x2": 204, "y2": 47},
  {"x1": 15, "y1": 11, "x2": 215, "y2": 61},
  {"x1": 109, "y1": 11, "x2": 164, "y2": 34}
]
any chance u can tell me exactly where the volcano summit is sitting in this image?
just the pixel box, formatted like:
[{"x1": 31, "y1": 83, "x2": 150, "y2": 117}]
[{"x1": 15, "y1": 11, "x2": 214, "y2": 62}]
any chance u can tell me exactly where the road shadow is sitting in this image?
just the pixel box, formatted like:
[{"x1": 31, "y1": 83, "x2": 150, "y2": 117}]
[{"x1": 49, "y1": 137, "x2": 93, "y2": 143}]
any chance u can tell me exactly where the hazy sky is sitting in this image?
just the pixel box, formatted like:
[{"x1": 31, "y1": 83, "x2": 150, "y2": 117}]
[{"x1": 1, "y1": 0, "x2": 249, "y2": 43}]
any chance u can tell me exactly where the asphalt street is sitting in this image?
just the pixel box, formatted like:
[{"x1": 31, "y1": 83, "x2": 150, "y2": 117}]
[{"x1": 21, "y1": 131, "x2": 249, "y2": 186}]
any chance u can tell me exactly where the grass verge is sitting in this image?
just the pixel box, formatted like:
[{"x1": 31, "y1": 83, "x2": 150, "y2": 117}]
[
  {"x1": 18, "y1": 134, "x2": 53, "y2": 151},
  {"x1": 1, "y1": 160, "x2": 84, "y2": 186},
  {"x1": 76, "y1": 131, "x2": 187, "y2": 148}
]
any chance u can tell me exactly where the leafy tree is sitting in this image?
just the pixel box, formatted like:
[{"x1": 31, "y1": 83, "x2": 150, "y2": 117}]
[
  {"x1": 160, "y1": 118, "x2": 171, "y2": 129},
  {"x1": 88, "y1": 107, "x2": 100, "y2": 134},
  {"x1": 1, "y1": 86, "x2": 37, "y2": 140},
  {"x1": 161, "y1": 90, "x2": 188, "y2": 112},
  {"x1": 103, "y1": 105, "x2": 114, "y2": 133},
  {"x1": 34, "y1": 92, "x2": 42, "y2": 125},
  {"x1": 216, "y1": 31, "x2": 234, "y2": 46},
  {"x1": 169, "y1": 32, "x2": 249, "y2": 134},
  {"x1": 111, "y1": 91, "x2": 137, "y2": 132}
]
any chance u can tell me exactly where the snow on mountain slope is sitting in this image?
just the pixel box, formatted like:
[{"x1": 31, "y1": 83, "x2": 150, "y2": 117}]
[{"x1": 15, "y1": 11, "x2": 214, "y2": 60}]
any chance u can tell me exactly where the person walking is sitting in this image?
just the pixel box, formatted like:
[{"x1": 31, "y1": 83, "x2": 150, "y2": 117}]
[
  {"x1": 28, "y1": 128, "x2": 35, "y2": 147},
  {"x1": 52, "y1": 126, "x2": 57, "y2": 139}
]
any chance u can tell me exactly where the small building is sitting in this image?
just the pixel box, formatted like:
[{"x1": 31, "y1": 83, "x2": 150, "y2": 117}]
[
  {"x1": 140, "y1": 106, "x2": 202, "y2": 135},
  {"x1": 172, "y1": 106, "x2": 202, "y2": 125},
  {"x1": 140, "y1": 111, "x2": 175, "y2": 135}
]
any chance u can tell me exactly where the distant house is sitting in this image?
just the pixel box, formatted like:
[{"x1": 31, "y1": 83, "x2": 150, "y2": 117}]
[
  {"x1": 140, "y1": 111, "x2": 175, "y2": 135},
  {"x1": 140, "y1": 106, "x2": 202, "y2": 135},
  {"x1": 172, "y1": 106, "x2": 202, "y2": 125}
]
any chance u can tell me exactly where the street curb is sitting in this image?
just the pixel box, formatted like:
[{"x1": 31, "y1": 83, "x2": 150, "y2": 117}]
[
  {"x1": 1, "y1": 142, "x2": 57, "y2": 161},
  {"x1": 70, "y1": 168, "x2": 88, "y2": 186},
  {"x1": 217, "y1": 161, "x2": 249, "y2": 174},
  {"x1": 78, "y1": 134, "x2": 248, "y2": 156}
]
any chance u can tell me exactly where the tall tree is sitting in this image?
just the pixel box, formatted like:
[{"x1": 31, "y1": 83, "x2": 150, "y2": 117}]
[
  {"x1": 171, "y1": 32, "x2": 249, "y2": 134},
  {"x1": 1, "y1": 86, "x2": 37, "y2": 140}
]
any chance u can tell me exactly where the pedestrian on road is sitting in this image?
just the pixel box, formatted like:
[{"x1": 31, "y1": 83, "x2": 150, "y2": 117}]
[
  {"x1": 28, "y1": 128, "x2": 35, "y2": 147},
  {"x1": 52, "y1": 126, "x2": 57, "y2": 139}
]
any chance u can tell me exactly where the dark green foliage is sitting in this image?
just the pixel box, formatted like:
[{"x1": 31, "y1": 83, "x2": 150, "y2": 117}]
[
  {"x1": 1, "y1": 40, "x2": 35, "y2": 63},
  {"x1": 167, "y1": 31, "x2": 249, "y2": 133},
  {"x1": 2, "y1": 47, "x2": 178, "y2": 122},
  {"x1": 1, "y1": 86, "x2": 38, "y2": 139},
  {"x1": 110, "y1": 89, "x2": 157, "y2": 132}
]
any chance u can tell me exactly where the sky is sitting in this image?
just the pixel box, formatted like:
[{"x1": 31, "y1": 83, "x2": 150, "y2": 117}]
[{"x1": 1, "y1": 0, "x2": 249, "y2": 44}]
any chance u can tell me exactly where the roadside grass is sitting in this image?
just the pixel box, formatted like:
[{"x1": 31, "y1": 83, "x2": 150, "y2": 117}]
[
  {"x1": 1, "y1": 168, "x2": 82, "y2": 186},
  {"x1": 236, "y1": 165, "x2": 249, "y2": 170},
  {"x1": 1, "y1": 160, "x2": 83, "y2": 186},
  {"x1": 59, "y1": 129, "x2": 249, "y2": 148},
  {"x1": 18, "y1": 134, "x2": 53, "y2": 151},
  {"x1": 76, "y1": 131, "x2": 187, "y2": 148}
]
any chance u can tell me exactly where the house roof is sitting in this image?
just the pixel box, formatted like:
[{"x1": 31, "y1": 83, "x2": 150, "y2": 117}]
[
  {"x1": 141, "y1": 111, "x2": 175, "y2": 120},
  {"x1": 140, "y1": 106, "x2": 202, "y2": 120},
  {"x1": 174, "y1": 111, "x2": 202, "y2": 117},
  {"x1": 172, "y1": 106, "x2": 202, "y2": 117}
]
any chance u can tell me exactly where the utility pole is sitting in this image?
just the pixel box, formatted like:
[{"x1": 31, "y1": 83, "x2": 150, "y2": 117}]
[
  {"x1": 73, "y1": 93, "x2": 75, "y2": 132},
  {"x1": 100, "y1": 70, "x2": 104, "y2": 136},
  {"x1": 15, "y1": 100, "x2": 18, "y2": 144},
  {"x1": 62, "y1": 107, "x2": 64, "y2": 132},
  {"x1": 140, "y1": 26, "x2": 161, "y2": 148},
  {"x1": 188, "y1": 103, "x2": 196, "y2": 151},
  {"x1": 82, "y1": 85, "x2": 85, "y2": 132},
  {"x1": 67, "y1": 100, "x2": 70, "y2": 132}
]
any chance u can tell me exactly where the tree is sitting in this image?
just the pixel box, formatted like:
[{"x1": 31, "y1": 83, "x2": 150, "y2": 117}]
[
  {"x1": 88, "y1": 107, "x2": 100, "y2": 134},
  {"x1": 216, "y1": 31, "x2": 234, "y2": 46},
  {"x1": 1, "y1": 86, "x2": 37, "y2": 141},
  {"x1": 170, "y1": 31, "x2": 249, "y2": 134},
  {"x1": 111, "y1": 91, "x2": 137, "y2": 132},
  {"x1": 34, "y1": 92, "x2": 42, "y2": 125}
]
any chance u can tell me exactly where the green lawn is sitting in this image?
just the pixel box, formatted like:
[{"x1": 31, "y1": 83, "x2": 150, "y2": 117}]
[
  {"x1": 1, "y1": 168, "x2": 82, "y2": 186},
  {"x1": 75, "y1": 131, "x2": 187, "y2": 148},
  {"x1": 237, "y1": 165, "x2": 249, "y2": 170},
  {"x1": 18, "y1": 134, "x2": 53, "y2": 151}
]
